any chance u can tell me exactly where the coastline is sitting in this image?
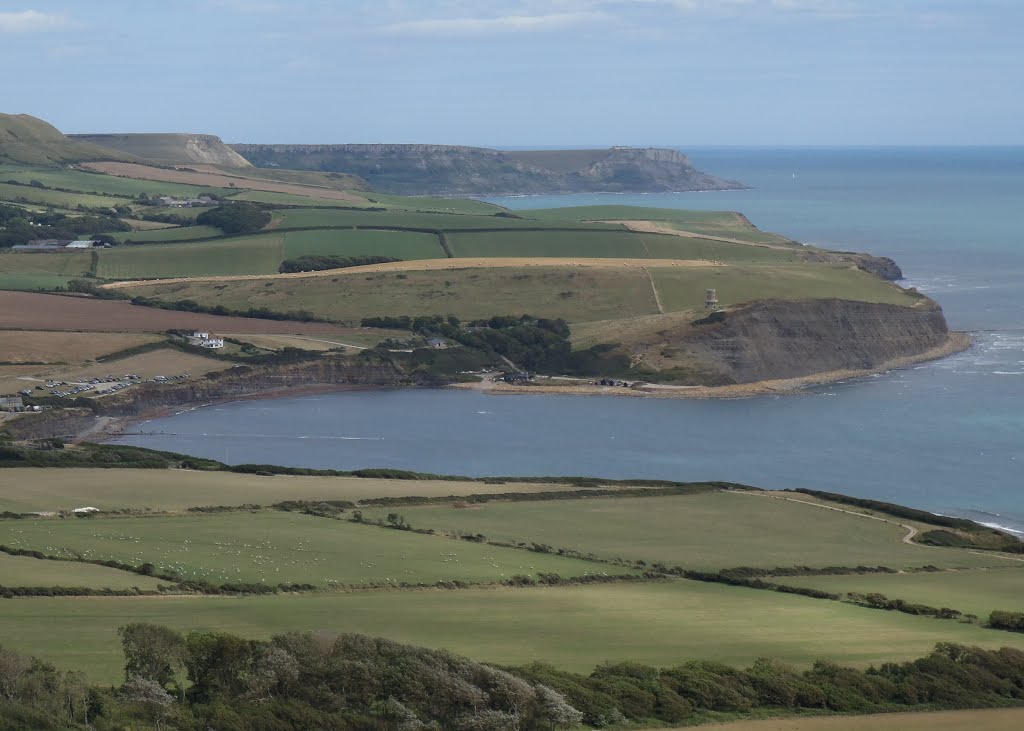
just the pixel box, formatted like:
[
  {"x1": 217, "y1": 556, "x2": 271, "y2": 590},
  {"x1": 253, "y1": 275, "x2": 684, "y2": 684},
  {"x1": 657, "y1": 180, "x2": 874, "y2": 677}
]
[
  {"x1": 74, "y1": 333, "x2": 970, "y2": 443},
  {"x1": 449, "y1": 332, "x2": 972, "y2": 400}
]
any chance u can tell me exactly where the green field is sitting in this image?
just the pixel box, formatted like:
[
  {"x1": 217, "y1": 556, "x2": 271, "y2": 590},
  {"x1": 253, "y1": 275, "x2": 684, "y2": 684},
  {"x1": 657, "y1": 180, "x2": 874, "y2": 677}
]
[
  {"x1": 225, "y1": 190, "x2": 368, "y2": 207},
  {"x1": 0, "y1": 181, "x2": 133, "y2": 209},
  {"x1": 364, "y1": 192, "x2": 506, "y2": 215},
  {"x1": 273, "y1": 207, "x2": 621, "y2": 231},
  {"x1": 0, "y1": 511, "x2": 618, "y2": 586},
  {"x1": 0, "y1": 164, "x2": 229, "y2": 199},
  {"x1": 129, "y1": 265, "x2": 662, "y2": 322},
  {"x1": 526, "y1": 205, "x2": 793, "y2": 242},
  {"x1": 446, "y1": 229, "x2": 649, "y2": 258},
  {"x1": 359, "y1": 493, "x2": 1010, "y2": 571},
  {"x1": 0, "y1": 250, "x2": 92, "y2": 290},
  {"x1": 652, "y1": 263, "x2": 918, "y2": 310},
  {"x1": 4, "y1": 580, "x2": 1023, "y2": 684},
  {"x1": 0, "y1": 551, "x2": 165, "y2": 590},
  {"x1": 781, "y1": 566, "x2": 1024, "y2": 619},
  {"x1": 0, "y1": 469, "x2": 585, "y2": 513},
  {"x1": 95, "y1": 234, "x2": 284, "y2": 278},
  {"x1": 282, "y1": 228, "x2": 447, "y2": 260},
  {"x1": 112, "y1": 224, "x2": 222, "y2": 243}
]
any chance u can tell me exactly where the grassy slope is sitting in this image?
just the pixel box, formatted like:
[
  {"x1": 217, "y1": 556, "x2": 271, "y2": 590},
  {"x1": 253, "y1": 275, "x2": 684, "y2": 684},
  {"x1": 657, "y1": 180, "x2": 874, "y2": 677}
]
[
  {"x1": 0, "y1": 552, "x2": 164, "y2": 590},
  {"x1": 0, "y1": 114, "x2": 134, "y2": 165},
  {"x1": 129, "y1": 266, "x2": 662, "y2": 323},
  {"x1": 0, "y1": 251, "x2": 93, "y2": 290},
  {"x1": 96, "y1": 235, "x2": 285, "y2": 278},
  {"x1": 112, "y1": 225, "x2": 223, "y2": 243},
  {"x1": 0, "y1": 512, "x2": 619, "y2": 587},
  {"x1": 4, "y1": 581, "x2": 1022, "y2": 684},
  {"x1": 781, "y1": 567, "x2": 1024, "y2": 619},
  {"x1": 0, "y1": 181, "x2": 132, "y2": 209},
  {"x1": 652, "y1": 264, "x2": 917, "y2": 310},
  {"x1": 0, "y1": 469, "x2": 583, "y2": 513},
  {"x1": 281, "y1": 229, "x2": 446, "y2": 261},
  {"x1": 359, "y1": 493, "x2": 1010, "y2": 571},
  {"x1": 0, "y1": 164, "x2": 230, "y2": 199}
]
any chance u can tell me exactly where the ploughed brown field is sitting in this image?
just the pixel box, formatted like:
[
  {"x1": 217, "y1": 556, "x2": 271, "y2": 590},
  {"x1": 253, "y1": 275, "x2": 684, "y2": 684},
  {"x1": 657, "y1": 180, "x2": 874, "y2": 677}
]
[{"x1": 0, "y1": 291, "x2": 357, "y2": 335}]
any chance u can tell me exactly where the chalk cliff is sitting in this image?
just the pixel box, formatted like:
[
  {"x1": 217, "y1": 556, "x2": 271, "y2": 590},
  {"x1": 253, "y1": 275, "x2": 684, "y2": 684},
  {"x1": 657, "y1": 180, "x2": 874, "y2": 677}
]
[{"x1": 229, "y1": 144, "x2": 744, "y2": 196}]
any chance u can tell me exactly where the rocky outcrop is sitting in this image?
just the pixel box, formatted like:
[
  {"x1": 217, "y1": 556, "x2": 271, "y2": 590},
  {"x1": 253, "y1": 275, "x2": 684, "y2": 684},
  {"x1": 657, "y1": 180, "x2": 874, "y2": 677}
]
[
  {"x1": 683, "y1": 299, "x2": 950, "y2": 384},
  {"x1": 229, "y1": 144, "x2": 744, "y2": 196},
  {"x1": 71, "y1": 133, "x2": 252, "y2": 167}
]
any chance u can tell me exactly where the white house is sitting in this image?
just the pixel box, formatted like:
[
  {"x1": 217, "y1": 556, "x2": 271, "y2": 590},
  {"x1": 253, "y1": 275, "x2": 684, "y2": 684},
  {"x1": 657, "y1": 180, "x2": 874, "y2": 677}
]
[{"x1": 187, "y1": 331, "x2": 224, "y2": 348}]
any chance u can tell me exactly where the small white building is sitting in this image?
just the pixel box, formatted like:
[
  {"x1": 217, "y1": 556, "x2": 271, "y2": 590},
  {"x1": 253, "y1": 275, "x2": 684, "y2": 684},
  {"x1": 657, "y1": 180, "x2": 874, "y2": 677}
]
[
  {"x1": 187, "y1": 331, "x2": 224, "y2": 348},
  {"x1": 66, "y1": 240, "x2": 98, "y2": 249}
]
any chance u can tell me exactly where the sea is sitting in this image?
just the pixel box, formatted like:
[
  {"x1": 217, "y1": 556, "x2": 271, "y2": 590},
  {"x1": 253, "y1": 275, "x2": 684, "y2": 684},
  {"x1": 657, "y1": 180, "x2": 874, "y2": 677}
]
[{"x1": 114, "y1": 147, "x2": 1024, "y2": 533}]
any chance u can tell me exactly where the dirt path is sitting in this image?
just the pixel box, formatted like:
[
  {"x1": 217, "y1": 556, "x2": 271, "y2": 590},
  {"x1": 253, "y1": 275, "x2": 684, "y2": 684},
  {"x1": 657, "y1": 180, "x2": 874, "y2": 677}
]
[
  {"x1": 101, "y1": 257, "x2": 724, "y2": 290},
  {"x1": 642, "y1": 267, "x2": 665, "y2": 314}
]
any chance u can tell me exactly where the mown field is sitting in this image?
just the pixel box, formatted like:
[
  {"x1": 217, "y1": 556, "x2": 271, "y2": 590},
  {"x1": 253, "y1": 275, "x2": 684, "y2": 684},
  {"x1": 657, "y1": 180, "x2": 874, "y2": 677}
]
[
  {"x1": 126, "y1": 265, "x2": 663, "y2": 323},
  {"x1": 3, "y1": 580, "x2": 1022, "y2": 684},
  {"x1": 0, "y1": 330, "x2": 160, "y2": 364},
  {"x1": 0, "y1": 551, "x2": 164, "y2": 590},
  {"x1": 358, "y1": 493, "x2": 1011, "y2": 571},
  {"x1": 0, "y1": 511, "x2": 616, "y2": 586}
]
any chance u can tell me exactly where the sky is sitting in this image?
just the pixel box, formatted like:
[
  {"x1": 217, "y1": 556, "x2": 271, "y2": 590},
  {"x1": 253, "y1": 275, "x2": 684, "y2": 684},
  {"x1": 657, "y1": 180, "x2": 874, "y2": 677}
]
[{"x1": 1, "y1": 0, "x2": 1021, "y2": 146}]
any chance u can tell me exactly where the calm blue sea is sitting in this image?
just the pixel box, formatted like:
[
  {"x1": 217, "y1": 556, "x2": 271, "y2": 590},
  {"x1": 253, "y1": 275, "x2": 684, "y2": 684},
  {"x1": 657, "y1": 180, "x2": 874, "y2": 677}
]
[{"x1": 115, "y1": 148, "x2": 1024, "y2": 532}]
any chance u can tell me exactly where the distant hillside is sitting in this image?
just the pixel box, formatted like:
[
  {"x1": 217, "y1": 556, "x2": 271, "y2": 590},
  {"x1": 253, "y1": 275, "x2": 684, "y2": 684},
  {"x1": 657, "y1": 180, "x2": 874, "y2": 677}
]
[
  {"x1": 230, "y1": 143, "x2": 744, "y2": 196},
  {"x1": 0, "y1": 113, "x2": 135, "y2": 165},
  {"x1": 71, "y1": 133, "x2": 252, "y2": 167}
]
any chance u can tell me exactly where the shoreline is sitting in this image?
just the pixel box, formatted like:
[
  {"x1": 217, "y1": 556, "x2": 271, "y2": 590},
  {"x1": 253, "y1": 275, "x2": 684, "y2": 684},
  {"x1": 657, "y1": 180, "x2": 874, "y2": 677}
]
[
  {"x1": 449, "y1": 332, "x2": 972, "y2": 400},
  {"x1": 79, "y1": 333, "x2": 970, "y2": 442}
]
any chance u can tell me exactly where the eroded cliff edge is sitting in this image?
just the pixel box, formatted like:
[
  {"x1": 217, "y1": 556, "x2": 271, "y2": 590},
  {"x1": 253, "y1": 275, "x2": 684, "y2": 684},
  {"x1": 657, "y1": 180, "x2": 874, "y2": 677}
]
[{"x1": 657, "y1": 297, "x2": 958, "y2": 385}]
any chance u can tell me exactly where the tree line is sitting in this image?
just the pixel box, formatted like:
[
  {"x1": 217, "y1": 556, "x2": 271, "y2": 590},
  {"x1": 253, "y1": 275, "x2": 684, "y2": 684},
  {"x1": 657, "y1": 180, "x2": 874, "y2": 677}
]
[{"x1": 5, "y1": 628, "x2": 1024, "y2": 730}]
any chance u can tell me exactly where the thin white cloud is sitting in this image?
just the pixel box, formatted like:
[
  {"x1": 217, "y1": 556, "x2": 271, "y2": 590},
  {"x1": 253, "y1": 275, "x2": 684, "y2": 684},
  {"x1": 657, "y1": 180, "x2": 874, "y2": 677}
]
[
  {"x1": 0, "y1": 10, "x2": 69, "y2": 33},
  {"x1": 383, "y1": 11, "x2": 611, "y2": 35}
]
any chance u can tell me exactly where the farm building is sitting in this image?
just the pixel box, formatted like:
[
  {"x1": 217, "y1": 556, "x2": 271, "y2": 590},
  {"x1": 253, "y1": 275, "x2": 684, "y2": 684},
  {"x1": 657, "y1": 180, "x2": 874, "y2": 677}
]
[
  {"x1": 427, "y1": 338, "x2": 449, "y2": 349},
  {"x1": 0, "y1": 396, "x2": 24, "y2": 410},
  {"x1": 188, "y1": 331, "x2": 224, "y2": 348},
  {"x1": 65, "y1": 240, "x2": 99, "y2": 249}
]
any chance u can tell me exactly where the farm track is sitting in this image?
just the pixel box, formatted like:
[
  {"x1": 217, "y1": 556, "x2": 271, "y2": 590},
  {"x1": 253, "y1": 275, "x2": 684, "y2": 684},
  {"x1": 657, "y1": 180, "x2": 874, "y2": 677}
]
[{"x1": 101, "y1": 257, "x2": 724, "y2": 289}]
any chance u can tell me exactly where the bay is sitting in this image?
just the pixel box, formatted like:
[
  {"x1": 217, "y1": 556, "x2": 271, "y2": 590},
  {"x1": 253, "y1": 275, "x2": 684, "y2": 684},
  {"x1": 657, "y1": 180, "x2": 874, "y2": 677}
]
[{"x1": 115, "y1": 148, "x2": 1024, "y2": 532}]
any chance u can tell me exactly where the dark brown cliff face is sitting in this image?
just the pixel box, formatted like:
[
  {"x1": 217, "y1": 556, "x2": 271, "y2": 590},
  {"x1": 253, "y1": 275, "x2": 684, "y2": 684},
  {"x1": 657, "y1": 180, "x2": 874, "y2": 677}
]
[
  {"x1": 683, "y1": 299, "x2": 950, "y2": 383},
  {"x1": 228, "y1": 144, "x2": 744, "y2": 196}
]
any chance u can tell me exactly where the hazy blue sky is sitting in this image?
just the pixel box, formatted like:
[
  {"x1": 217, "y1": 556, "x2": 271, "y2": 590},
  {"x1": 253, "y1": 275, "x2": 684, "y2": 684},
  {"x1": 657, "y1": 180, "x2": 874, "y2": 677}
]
[{"x1": 1, "y1": 0, "x2": 1020, "y2": 146}]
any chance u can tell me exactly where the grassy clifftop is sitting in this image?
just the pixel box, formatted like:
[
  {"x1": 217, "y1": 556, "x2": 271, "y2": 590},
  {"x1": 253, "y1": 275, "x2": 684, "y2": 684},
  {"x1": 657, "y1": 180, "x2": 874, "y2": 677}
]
[{"x1": 0, "y1": 113, "x2": 135, "y2": 165}]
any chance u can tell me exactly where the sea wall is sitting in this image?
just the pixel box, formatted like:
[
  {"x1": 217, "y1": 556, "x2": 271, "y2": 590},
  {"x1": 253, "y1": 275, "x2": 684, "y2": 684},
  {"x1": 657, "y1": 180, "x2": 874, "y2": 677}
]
[{"x1": 684, "y1": 299, "x2": 951, "y2": 384}]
